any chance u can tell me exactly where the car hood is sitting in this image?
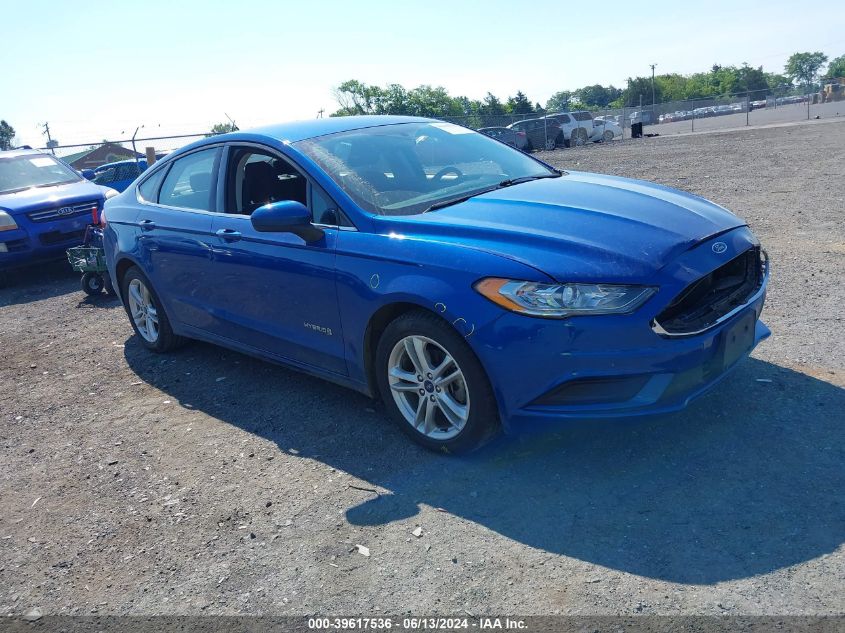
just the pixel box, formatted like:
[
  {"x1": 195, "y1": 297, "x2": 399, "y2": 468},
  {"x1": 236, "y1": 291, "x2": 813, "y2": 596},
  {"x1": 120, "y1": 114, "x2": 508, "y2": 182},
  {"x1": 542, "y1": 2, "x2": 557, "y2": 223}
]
[
  {"x1": 377, "y1": 171, "x2": 746, "y2": 282},
  {"x1": 0, "y1": 180, "x2": 108, "y2": 215}
]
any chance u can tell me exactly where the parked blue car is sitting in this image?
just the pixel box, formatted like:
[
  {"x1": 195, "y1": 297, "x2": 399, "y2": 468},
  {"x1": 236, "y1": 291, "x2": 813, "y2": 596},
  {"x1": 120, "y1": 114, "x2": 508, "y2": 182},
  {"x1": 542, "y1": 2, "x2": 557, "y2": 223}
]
[
  {"x1": 103, "y1": 116, "x2": 769, "y2": 452},
  {"x1": 93, "y1": 159, "x2": 149, "y2": 193},
  {"x1": 0, "y1": 149, "x2": 117, "y2": 271}
]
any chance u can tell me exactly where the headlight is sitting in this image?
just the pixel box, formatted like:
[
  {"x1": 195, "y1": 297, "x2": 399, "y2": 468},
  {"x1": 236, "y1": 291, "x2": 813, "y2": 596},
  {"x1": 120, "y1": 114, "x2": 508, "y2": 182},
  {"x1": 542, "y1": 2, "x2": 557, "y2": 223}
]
[
  {"x1": 475, "y1": 278, "x2": 656, "y2": 317},
  {"x1": 0, "y1": 211, "x2": 18, "y2": 232},
  {"x1": 104, "y1": 188, "x2": 119, "y2": 200}
]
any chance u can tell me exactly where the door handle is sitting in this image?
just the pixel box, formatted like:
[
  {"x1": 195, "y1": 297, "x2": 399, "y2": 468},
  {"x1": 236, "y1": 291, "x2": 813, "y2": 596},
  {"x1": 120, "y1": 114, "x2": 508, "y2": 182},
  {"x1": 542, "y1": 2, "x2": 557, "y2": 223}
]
[
  {"x1": 216, "y1": 228, "x2": 242, "y2": 241},
  {"x1": 139, "y1": 219, "x2": 156, "y2": 231}
]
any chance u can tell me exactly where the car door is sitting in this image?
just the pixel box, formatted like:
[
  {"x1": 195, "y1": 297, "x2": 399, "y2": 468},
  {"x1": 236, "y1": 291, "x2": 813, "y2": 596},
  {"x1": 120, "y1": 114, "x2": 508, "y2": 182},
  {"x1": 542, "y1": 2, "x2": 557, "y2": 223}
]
[
  {"x1": 134, "y1": 146, "x2": 221, "y2": 331},
  {"x1": 207, "y1": 144, "x2": 347, "y2": 375}
]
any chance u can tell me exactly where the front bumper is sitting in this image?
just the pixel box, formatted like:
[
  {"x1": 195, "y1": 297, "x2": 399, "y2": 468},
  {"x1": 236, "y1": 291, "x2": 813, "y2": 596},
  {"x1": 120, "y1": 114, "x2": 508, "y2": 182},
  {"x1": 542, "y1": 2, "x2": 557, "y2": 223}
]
[
  {"x1": 0, "y1": 216, "x2": 89, "y2": 269},
  {"x1": 470, "y1": 230, "x2": 770, "y2": 431}
]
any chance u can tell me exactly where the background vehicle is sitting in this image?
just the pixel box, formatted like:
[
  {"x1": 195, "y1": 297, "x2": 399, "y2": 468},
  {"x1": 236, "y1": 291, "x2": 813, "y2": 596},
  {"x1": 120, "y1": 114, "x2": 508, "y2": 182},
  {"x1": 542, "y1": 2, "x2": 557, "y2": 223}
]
[
  {"x1": 104, "y1": 116, "x2": 770, "y2": 454},
  {"x1": 506, "y1": 118, "x2": 560, "y2": 151},
  {"x1": 478, "y1": 126, "x2": 528, "y2": 150},
  {"x1": 545, "y1": 111, "x2": 594, "y2": 146},
  {"x1": 93, "y1": 159, "x2": 149, "y2": 192},
  {"x1": 629, "y1": 110, "x2": 657, "y2": 125},
  {"x1": 0, "y1": 149, "x2": 115, "y2": 270},
  {"x1": 590, "y1": 119, "x2": 621, "y2": 142}
]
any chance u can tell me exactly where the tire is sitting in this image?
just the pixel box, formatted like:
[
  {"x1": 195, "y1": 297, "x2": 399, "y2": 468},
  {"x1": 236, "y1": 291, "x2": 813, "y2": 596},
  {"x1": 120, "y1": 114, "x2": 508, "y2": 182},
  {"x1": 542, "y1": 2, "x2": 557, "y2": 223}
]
[
  {"x1": 120, "y1": 266, "x2": 184, "y2": 352},
  {"x1": 375, "y1": 310, "x2": 500, "y2": 454},
  {"x1": 603, "y1": 130, "x2": 614, "y2": 142},
  {"x1": 571, "y1": 129, "x2": 586, "y2": 147},
  {"x1": 81, "y1": 272, "x2": 104, "y2": 296}
]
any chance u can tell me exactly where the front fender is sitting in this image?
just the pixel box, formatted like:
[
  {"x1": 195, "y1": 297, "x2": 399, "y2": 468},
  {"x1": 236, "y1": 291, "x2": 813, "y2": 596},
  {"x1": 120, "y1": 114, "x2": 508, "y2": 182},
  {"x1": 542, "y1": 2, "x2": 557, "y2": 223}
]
[{"x1": 335, "y1": 230, "x2": 545, "y2": 388}]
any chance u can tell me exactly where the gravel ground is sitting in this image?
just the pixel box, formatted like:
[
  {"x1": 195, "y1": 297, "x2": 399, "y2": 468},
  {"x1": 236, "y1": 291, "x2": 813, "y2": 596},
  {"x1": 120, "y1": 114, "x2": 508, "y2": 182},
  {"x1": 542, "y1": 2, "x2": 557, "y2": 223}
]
[{"x1": 1, "y1": 121, "x2": 843, "y2": 618}]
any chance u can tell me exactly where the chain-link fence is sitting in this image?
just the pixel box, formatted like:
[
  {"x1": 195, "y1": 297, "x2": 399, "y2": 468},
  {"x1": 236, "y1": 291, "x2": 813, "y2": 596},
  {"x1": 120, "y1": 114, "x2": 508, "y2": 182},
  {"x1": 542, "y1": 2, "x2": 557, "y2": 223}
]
[
  {"x1": 439, "y1": 80, "x2": 844, "y2": 149},
  {"x1": 36, "y1": 80, "x2": 844, "y2": 165}
]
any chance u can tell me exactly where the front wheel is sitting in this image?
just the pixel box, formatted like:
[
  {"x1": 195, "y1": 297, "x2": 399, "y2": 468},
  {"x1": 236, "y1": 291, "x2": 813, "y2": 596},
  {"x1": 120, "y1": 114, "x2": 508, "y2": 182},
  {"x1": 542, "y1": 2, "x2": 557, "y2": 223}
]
[
  {"x1": 376, "y1": 311, "x2": 500, "y2": 453},
  {"x1": 603, "y1": 130, "x2": 614, "y2": 142}
]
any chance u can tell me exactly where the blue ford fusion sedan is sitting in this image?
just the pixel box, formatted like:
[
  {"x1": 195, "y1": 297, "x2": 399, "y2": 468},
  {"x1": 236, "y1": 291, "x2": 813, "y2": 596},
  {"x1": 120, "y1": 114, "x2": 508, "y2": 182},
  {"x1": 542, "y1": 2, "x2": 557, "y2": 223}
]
[{"x1": 103, "y1": 116, "x2": 769, "y2": 452}]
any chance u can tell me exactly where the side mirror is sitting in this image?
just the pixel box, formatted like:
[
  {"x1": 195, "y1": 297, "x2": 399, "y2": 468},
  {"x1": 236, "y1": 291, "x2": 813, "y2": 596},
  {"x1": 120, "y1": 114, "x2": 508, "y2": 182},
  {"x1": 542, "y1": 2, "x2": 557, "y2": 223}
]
[
  {"x1": 81, "y1": 169, "x2": 96, "y2": 181},
  {"x1": 251, "y1": 200, "x2": 325, "y2": 242}
]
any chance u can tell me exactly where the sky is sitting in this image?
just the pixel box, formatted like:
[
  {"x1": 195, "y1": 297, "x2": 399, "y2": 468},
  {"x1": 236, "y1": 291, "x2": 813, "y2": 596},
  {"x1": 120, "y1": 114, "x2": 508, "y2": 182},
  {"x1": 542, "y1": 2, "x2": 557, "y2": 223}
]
[{"x1": 2, "y1": 0, "x2": 843, "y2": 150}]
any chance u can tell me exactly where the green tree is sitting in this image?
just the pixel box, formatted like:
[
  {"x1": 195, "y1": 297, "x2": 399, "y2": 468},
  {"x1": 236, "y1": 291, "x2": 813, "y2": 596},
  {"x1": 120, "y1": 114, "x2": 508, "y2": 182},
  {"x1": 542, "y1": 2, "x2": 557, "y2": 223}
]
[
  {"x1": 785, "y1": 51, "x2": 829, "y2": 88},
  {"x1": 545, "y1": 90, "x2": 572, "y2": 112},
  {"x1": 622, "y1": 76, "x2": 663, "y2": 107},
  {"x1": 0, "y1": 120, "x2": 15, "y2": 151},
  {"x1": 505, "y1": 91, "x2": 534, "y2": 115},
  {"x1": 209, "y1": 122, "x2": 238, "y2": 135},
  {"x1": 481, "y1": 93, "x2": 505, "y2": 114},
  {"x1": 823, "y1": 54, "x2": 845, "y2": 79},
  {"x1": 332, "y1": 80, "x2": 382, "y2": 115}
]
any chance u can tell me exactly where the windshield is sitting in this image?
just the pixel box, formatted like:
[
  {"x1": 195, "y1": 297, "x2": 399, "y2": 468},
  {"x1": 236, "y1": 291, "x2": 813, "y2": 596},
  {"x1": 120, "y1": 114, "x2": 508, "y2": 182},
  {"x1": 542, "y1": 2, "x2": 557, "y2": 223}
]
[
  {"x1": 294, "y1": 122, "x2": 557, "y2": 216},
  {"x1": 0, "y1": 154, "x2": 81, "y2": 195}
]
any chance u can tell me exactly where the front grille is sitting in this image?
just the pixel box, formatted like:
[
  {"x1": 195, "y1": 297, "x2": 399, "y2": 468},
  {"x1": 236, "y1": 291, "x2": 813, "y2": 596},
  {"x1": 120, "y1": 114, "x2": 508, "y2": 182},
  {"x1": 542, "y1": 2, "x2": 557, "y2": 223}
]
[
  {"x1": 654, "y1": 246, "x2": 763, "y2": 335},
  {"x1": 38, "y1": 229, "x2": 86, "y2": 246},
  {"x1": 27, "y1": 200, "x2": 98, "y2": 223}
]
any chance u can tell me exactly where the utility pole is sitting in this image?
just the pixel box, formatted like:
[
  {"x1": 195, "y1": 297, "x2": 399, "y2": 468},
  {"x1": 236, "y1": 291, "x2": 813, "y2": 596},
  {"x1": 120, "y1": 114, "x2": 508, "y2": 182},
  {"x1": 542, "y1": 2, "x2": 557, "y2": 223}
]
[
  {"x1": 317, "y1": 109, "x2": 324, "y2": 119},
  {"x1": 650, "y1": 63, "x2": 657, "y2": 124},
  {"x1": 41, "y1": 122, "x2": 55, "y2": 154}
]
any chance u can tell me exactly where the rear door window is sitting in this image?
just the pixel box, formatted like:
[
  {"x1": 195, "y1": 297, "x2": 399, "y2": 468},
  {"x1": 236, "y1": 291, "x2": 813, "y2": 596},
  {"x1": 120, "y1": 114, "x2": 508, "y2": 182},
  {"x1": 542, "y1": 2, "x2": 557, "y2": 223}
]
[{"x1": 158, "y1": 148, "x2": 221, "y2": 211}]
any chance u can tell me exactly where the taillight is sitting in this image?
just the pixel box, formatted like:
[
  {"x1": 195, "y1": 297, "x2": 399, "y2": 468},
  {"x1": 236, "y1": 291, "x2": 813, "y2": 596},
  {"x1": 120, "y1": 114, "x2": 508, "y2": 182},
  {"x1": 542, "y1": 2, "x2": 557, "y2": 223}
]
[
  {"x1": 517, "y1": 131, "x2": 526, "y2": 137},
  {"x1": 91, "y1": 206, "x2": 99, "y2": 224}
]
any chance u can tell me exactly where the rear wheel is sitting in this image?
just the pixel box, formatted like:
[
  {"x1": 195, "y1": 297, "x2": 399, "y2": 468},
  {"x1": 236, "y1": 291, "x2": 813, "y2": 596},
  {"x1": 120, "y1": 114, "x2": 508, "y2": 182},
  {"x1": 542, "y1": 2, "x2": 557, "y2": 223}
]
[
  {"x1": 375, "y1": 311, "x2": 500, "y2": 453},
  {"x1": 120, "y1": 266, "x2": 184, "y2": 352},
  {"x1": 603, "y1": 129, "x2": 614, "y2": 142}
]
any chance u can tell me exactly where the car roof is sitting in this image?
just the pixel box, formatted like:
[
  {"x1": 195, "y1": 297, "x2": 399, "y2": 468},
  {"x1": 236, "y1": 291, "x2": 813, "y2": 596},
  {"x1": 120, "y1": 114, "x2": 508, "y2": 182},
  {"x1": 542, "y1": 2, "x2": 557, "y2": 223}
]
[
  {"x1": 220, "y1": 115, "x2": 433, "y2": 144},
  {"x1": 0, "y1": 148, "x2": 54, "y2": 159}
]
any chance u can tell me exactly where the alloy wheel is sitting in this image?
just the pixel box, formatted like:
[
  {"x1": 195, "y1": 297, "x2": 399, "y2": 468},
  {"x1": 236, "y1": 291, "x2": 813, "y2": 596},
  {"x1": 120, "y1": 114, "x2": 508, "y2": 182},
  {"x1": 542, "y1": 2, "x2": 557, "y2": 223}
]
[
  {"x1": 387, "y1": 335, "x2": 470, "y2": 440},
  {"x1": 127, "y1": 278, "x2": 159, "y2": 343}
]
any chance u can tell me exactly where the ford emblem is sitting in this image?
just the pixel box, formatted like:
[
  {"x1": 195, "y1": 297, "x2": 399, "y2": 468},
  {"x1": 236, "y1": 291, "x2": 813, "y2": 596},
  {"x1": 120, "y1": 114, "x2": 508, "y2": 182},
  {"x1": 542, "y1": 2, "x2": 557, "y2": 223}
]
[{"x1": 712, "y1": 242, "x2": 727, "y2": 254}]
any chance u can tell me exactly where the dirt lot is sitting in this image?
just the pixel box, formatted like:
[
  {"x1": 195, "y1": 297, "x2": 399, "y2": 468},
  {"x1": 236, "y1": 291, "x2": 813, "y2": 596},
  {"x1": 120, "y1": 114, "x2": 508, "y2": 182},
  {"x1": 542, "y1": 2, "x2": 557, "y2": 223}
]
[{"x1": 1, "y1": 121, "x2": 844, "y2": 618}]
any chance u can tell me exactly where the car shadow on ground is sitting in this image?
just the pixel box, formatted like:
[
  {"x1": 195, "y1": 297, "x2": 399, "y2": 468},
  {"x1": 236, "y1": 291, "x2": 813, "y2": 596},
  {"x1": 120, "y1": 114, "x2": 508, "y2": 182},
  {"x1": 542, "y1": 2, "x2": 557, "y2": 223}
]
[
  {"x1": 124, "y1": 338, "x2": 844, "y2": 585},
  {"x1": 0, "y1": 260, "x2": 80, "y2": 307}
]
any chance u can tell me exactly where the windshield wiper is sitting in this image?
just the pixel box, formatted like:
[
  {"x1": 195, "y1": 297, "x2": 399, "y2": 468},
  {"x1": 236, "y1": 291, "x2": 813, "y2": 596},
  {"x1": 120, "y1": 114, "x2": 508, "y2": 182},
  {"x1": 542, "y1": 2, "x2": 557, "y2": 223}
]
[
  {"x1": 34, "y1": 179, "x2": 77, "y2": 189},
  {"x1": 422, "y1": 184, "x2": 503, "y2": 213},
  {"x1": 497, "y1": 172, "x2": 562, "y2": 187},
  {"x1": 422, "y1": 172, "x2": 562, "y2": 213}
]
